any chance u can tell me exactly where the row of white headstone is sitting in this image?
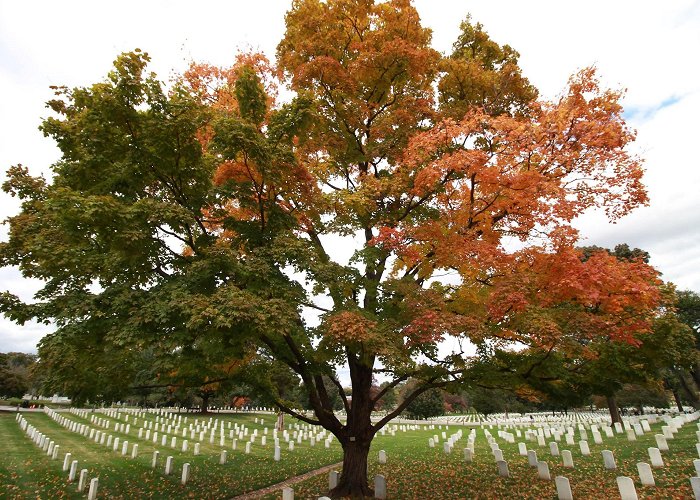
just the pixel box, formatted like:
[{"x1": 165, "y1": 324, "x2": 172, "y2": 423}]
[
  {"x1": 53, "y1": 406, "x2": 700, "y2": 499},
  {"x1": 466, "y1": 412, "x2": 700, "y2": 499},
  {"x1": 17, "y1": 412, "x2": 99, "y2": 499},
  {"x1": 96, "y1": 407, "x2": 339, "y2": 458},
  {"x1": 53, "y1": 405, "x2": 334, "y2": 481},
  {"x1": 440, "y1": 410, "x2": 664, "y2": 427},
  {"x1": 31, "y1": 408, "x2": 198, "y2": 494}
]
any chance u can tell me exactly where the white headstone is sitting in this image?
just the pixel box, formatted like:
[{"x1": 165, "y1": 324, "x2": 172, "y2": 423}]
[
  {"x1": 464, "y1": 448, "x2": 473, "y2": 462},
  {"x1": 691, "y1": 477, "x2": 700, "y2": 500},
  {"x1": 662, "y1": 426, "x2": 674, "y2": 439},
  {"x1": 626, "y1": 429, "x2": 636, "y2": 441},
  {"x1": 555, "y1": 476, "x2": 573, "y2": 500},
  {"x1": 648, "y1": 447, "x2": 664, "y2": 467},
  {"x1": 528, "y1": 450, "x2": 538, "y2": 467},
  {"x1": 562, "y1": 450, "x2": 574, "y2": 468},
  {"x1": 550, "y1": 442, "x2": 560, "y2": 456},
  {"x1": 68, "y1": 460, "x2": 78, "y2": 482},
  {"x1": 220, "y1": 450, "x2": 227, "y2": 464},
  {"x1": 579, "y1": 440, "x2": 590, "y2": 456},
  {"x1": 637, "y1": 462, "x2": 654, "y2": 486},
  {"x1": 602, "y1": 450, "x2": 616, "y2": 470},
  {"x1": 152, "y1": 450, "x2": 159, "y2": 468},
  {"x1": 616, "y1": 476, "x2": 638, "y2": 500},
  {"x1": 282, "y1": 486, "x2": 294, "y2": 500},
  {"x1": 379, "y1": 450, "x2": 387, "y2": 464},
  {"x1": 165, "y1": 456, "x2": 174, "y2": 475},
  {"x1": 181, "y1": 463, "x2": 190, "y2": 485},
  {"x1": 537, "y1": 461, "x2": 551, "y2": 480},
  {"x1": 497, "y1": 460, "x2": 509, "y2": 477},
  {"x1": 87, "y1": 478, "x2": 99, "y2": 500},
  {"x1": 63, "y1": 452, "x2": 72, "y2": 471},
  {"x1": 655, "y1": 434, "x2": 669, "y2": 451},
  {"x1": 194, "y1": 443, "x2": 200, "y2": 455},
  {"x1": 78, "y1": 469, "x2": 88, "y2": 492},
  {"x1": 374, "y1": 475, "x2": 387, "y2": 500},
  {"x1": 329, "y1": 470, "x2": 339, "y2": 489},
  {"x1": 518, "y1": 442, "x2": 528, "y2": 456}
]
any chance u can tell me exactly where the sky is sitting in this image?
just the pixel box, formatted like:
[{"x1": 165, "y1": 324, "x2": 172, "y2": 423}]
[{"x1": 1, "y1": 0, "x2": 699, "y2": 354}]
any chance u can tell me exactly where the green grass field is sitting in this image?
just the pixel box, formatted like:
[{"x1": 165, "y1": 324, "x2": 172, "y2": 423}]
[{"x1": 1, "y1": 409, "x2": 698, "y2": 499}]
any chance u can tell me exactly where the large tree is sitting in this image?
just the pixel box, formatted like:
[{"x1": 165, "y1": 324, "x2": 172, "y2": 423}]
[{"x1": 1, "y1": 1, "x2": 661, "y2": 496}]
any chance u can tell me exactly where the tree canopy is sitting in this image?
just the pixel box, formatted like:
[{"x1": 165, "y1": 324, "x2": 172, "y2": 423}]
[{"x1": 0, "y1": 1, "x2": 662, "y2": 496}]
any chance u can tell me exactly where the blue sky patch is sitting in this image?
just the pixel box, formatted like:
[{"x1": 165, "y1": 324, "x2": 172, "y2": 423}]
[{"x1": 624, "y1": 94, "x2": 683, "y2": 122}]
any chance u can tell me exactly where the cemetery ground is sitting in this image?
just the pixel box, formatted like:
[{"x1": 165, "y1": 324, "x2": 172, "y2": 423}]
[{"x1": 1, "y1": 409, "x2": 699, "y2": 499}]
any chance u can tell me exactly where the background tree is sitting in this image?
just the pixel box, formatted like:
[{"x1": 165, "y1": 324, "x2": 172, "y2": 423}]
[
  {"x1": 615, "y1": 383, "x2": 669, "y2": 413},
  {"x1": 34, "y1": 329, "x2": 139, "y2": 405},
  {"x1": 563, "y1": 246, "x2": 693, "y2": 421},
  {"x1": 0, "y1": 352, "x2": 36, "y2": 398},
  {"x1": 372, "y1": 381, "x2": 398, "y2": 411},
  {"x1": 676, "y1": 290, "x2": 700, "y2": 390},
  {"x1": 402, "y1": 386, "x2": 444, "y2": 419},
  {"x1": 0, "y1": 1, "x2": 660, "y2": 496}
]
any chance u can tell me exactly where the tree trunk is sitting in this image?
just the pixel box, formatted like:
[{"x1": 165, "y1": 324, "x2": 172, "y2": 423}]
[
  {"x1": 606, "y1": 395, "x2": 622, "y2": 424},
  {"x1": 276, "y1": 411, "x2": 285, "y2": 432},
  {"x1": 329, "y1": 439, "x2": 373, "y2": 498},
  {"x1": 200, "y1": 393, "x2": 209, "y2": 414},
  {"x1": 327, "y1": 353, "x2": 375, "y2": 498},
  {"x1": 691, "y1": 365, "x2": 700, "y2": 391},
  {"x1": 671, "y1": 389, "x2": 684, "y2": 412},
  {"x1": 677, "y1": 373, "x2": 700, "y2": 409}
]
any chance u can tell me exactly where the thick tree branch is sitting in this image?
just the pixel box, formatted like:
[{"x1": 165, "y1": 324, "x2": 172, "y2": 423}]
[
  {"x1": 370, "y1": 372, "x2": 412, "y2": 405},
  {"x1": 328, "y1": 374, "x2": 351, "y2": 414},
  {"x1": 274, "y1": 399, "x2": 321, "y2": 426},
  {"x1": 372, "y1": 378, "x2": 449, "y2": 431}
]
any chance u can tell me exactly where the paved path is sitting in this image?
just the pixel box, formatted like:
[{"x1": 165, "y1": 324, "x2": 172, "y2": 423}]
[
  {"x1": 0, "y1": 405, "x2": 45, "y2": 413},
  {"x1": 231, "y1": 461, "x2": 343, "y2": 499}
]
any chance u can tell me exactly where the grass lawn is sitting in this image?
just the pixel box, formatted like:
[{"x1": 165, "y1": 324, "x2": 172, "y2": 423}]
[
  {"x1": 1, "y1": 409, "x2": 341, "y2": 499},
  {"x1": 271, "y1": 418, "x2": 700, "y2": 499},
  {"x1": 1, "y1": 409, "x2": 698, "y2": 499}
]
